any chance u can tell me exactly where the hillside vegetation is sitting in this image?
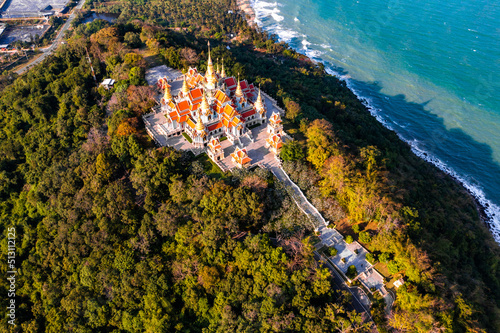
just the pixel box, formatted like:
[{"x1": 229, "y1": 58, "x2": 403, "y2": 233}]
[{"x1": 0, "y1": 0, "x2": 498, "y2": 332}]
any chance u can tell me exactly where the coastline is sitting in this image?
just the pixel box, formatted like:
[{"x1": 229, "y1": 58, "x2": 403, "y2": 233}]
[
  {"x1": 236, "y1": 0, "x2": 498, "y2": 242},
  {"x1": 237, "y1": 0, "x2": 256, "y2": 27}
]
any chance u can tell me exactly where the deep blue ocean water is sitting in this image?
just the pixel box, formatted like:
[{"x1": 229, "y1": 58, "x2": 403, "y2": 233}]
[{"x1": 250, "y1": 0, "x2": 500, "y2": 242}]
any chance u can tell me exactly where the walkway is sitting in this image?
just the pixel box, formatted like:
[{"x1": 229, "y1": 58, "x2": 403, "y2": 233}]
[{"x1": 269, "y1": 166, "x2": 327, "y2": 230}]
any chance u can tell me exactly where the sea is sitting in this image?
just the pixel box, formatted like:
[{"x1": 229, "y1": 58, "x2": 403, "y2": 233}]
[{"x1": 249, "y1": 0, "x2": 500, "y2": 243}]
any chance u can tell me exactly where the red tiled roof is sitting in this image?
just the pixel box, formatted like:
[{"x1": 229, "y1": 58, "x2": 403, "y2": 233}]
[
  {"x1": 207, "y1": 122, "x2": 223, "y2": 132},
  {"x1": 241, "y1": 109, "x2": 256, "y2": 119},
  {"x1": 225, "y1": 77, "x2": 236, "y2": 88}
]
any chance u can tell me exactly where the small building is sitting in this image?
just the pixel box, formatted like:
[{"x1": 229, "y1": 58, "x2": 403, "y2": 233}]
[
  {"x1": 267, "y1": 111, "x2": 283, "y2": 136},
  {"x1": 207, "y1": 137, "x2": 224, "y2": 161},
  {"x1": 265, "y1": 133, "x2": 282, "y2": 155},
  {"x1": 393, "y1": 278, "x2": 405, "y2": 289},
  {"x1": 101, "y1": 78, "x2": 115, "y2": 90},
  {"x1": 231, "y1": 147, "x2": 251, "y2": 168}
]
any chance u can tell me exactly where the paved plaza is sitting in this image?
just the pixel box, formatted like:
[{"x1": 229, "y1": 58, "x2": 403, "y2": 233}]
[{"x1": 145, "y1": 65, "x2": 182, "y2": 86}]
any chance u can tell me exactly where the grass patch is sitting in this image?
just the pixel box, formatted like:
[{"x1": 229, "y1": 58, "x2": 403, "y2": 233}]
[
  {"x1": 182, "y1": 132, "x2": 193, "y2": 143},
  {"x1": 195, "y1": 153, "x2": 228, "y2": 179},
  {"x1": 220, "y1": 136, "x2": 227, "y2": 142}
]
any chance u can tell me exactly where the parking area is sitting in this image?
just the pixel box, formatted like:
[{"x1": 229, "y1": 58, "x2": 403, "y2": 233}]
[
  {"x1": 1, "y1": 0, "x2": 69, "y2": 17},
  {"x1": 0, "y1": 25, "x2": 49, "y2": 45}
]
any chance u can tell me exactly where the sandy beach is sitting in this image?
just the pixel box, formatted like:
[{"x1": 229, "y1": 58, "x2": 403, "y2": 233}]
[{"x1": 237, "y1": 0, "x2": 256, "y2": 26}]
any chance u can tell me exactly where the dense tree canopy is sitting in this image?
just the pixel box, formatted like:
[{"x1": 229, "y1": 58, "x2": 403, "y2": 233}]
[{"x1": 0, "y1": 0, "x2": 498, "y2": 332}]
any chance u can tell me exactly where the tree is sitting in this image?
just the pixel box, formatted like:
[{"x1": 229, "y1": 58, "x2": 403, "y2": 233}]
[
  {"x1": 180, "y1": 47, "x2": 199, "y2": 65},
  {"x1": 345, "y1": 235, "x2": 353, "y2": 244},
  {"x1": 95, "y1": 153, "x2": 112, "y2": 181},
  {"x1": 284, "y1": 100, "x2": 302, "y2": 122},
  {"x1": 280, "y1": 140, "x2": 304, "y2": 162},
  {"x1": 347, "y1": 265, "x2": 357, "y2": 279},
  {"x1": 124, "y1": 32, "x2": 142, "y2": 48},
  {"x1": 306, "y1": 119, "x2": 337, "y2": 169},
  {"x1": 358, "y1": 231, "x2": 372, "y2": 244}
]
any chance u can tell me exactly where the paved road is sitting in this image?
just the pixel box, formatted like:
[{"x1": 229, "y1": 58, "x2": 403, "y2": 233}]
[
  {"x1": 314, "y1": 251, "x2": 377, "y2": 330},
  {"x1": 15, "y1": 0, "x2": 86, "y2": 75}
]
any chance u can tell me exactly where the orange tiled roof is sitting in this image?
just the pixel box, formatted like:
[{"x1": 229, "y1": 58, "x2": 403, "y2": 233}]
[
  {"x1": 168, "y1": 111, "x2": 178, "y2": 122},
  {"x1": 266, "y1": 134, "x2": 282, "y2": 149},
  {"x1": 189, "y1": 88, "x2": 203, "y2": 102},
  {"x1": 231, "y1": 148, "x2": 251, "y2": 165},
  {"x1": 190, "y1": 103, "x2": 201, "y2": 112},
  {"x1": 176, "y1": 100, "x2": 190, "y2": 113},
  {"x1": 269, "y1": 112, "x2": 282, "y2": 124},
  {"x1": 232, "y1": 117, "x2": 241, "y2": 125},
  {"x1": 186, "y1": 117, "x2": 196, "y2": 129},
  {"x1": 214, "y1": 89, "x2": 231, "y2": 104},
  {"x1": 223, "y1": 104, "x2": 236, "y2": 118},
  {"x1": 208, "y1": 137, "x2": 221, "y2": 151}
]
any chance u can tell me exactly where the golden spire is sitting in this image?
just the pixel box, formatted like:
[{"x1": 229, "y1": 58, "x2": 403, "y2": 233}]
[
  {"x1": 235, "y1": 73, "x2": 244, "y2": 98},
  {"x1": 207, "y1": 41, "x2": 212, "y2": 66},
  {"x1": 195, "y1": 113, "x2": 205, "y2": 132},
  {"x1": 220, "y1": 58, "x2": 226, "y2": 78},
  {"x1": 201, "y1": 89, "x2": 210, "y2": 115},
  {"x1": 205, "y1": 41, "x2": 217, "y2": 89},
  {"x1": 181, "y1": 76, "x2": 189, "y2": 96},
  {"x1": 163, "y1": 84, "x2": 172, "y2": 103},
  {"x1": 216, "y1": 58, "x2": 220, "y2": 74},
  {"x1": 254, "y1": 86, "x2": 265, "y2": 110}
]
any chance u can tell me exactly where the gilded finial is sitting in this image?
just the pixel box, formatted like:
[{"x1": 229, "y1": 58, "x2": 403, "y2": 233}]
[
  {"x1": 181, "y1": 75, "x2": 189, "y2": 96},
  {"x1": 220, "y1": 58, "x2": 226, "y2": 78},
  {"x1": 235, "y1": 73, "x2": 243, "y2": 98}
]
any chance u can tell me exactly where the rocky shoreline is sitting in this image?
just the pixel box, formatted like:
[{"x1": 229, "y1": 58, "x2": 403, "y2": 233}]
[{"x1": 237, "y1": 0, "x2": 256, "y2": 26}]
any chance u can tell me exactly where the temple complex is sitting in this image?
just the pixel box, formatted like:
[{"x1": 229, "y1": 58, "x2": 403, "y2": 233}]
[
  {"x1": 156, "y1": 42, "x2": 267, "y2": 152},
  {"x1": 147, "y1": 42, "x2": 288, "y2": 169}
]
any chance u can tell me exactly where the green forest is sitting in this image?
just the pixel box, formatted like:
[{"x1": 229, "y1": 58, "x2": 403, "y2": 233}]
[{"x1": 0, "y1": 0, "x2": 499, "y2": 332}]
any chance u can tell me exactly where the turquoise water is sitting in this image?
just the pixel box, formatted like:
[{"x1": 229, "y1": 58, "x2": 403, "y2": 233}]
[{"x1": 250, "y1": 0, "x2": 500, "y2": 242}]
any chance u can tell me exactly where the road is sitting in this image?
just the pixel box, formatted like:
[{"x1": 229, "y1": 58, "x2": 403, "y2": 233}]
[
  {"x1": 314, "y1": 251, "x2": 376, "y2": 327},
  {"x1": 15, "y1": 0, "x2": 86, "y2": 75}
]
